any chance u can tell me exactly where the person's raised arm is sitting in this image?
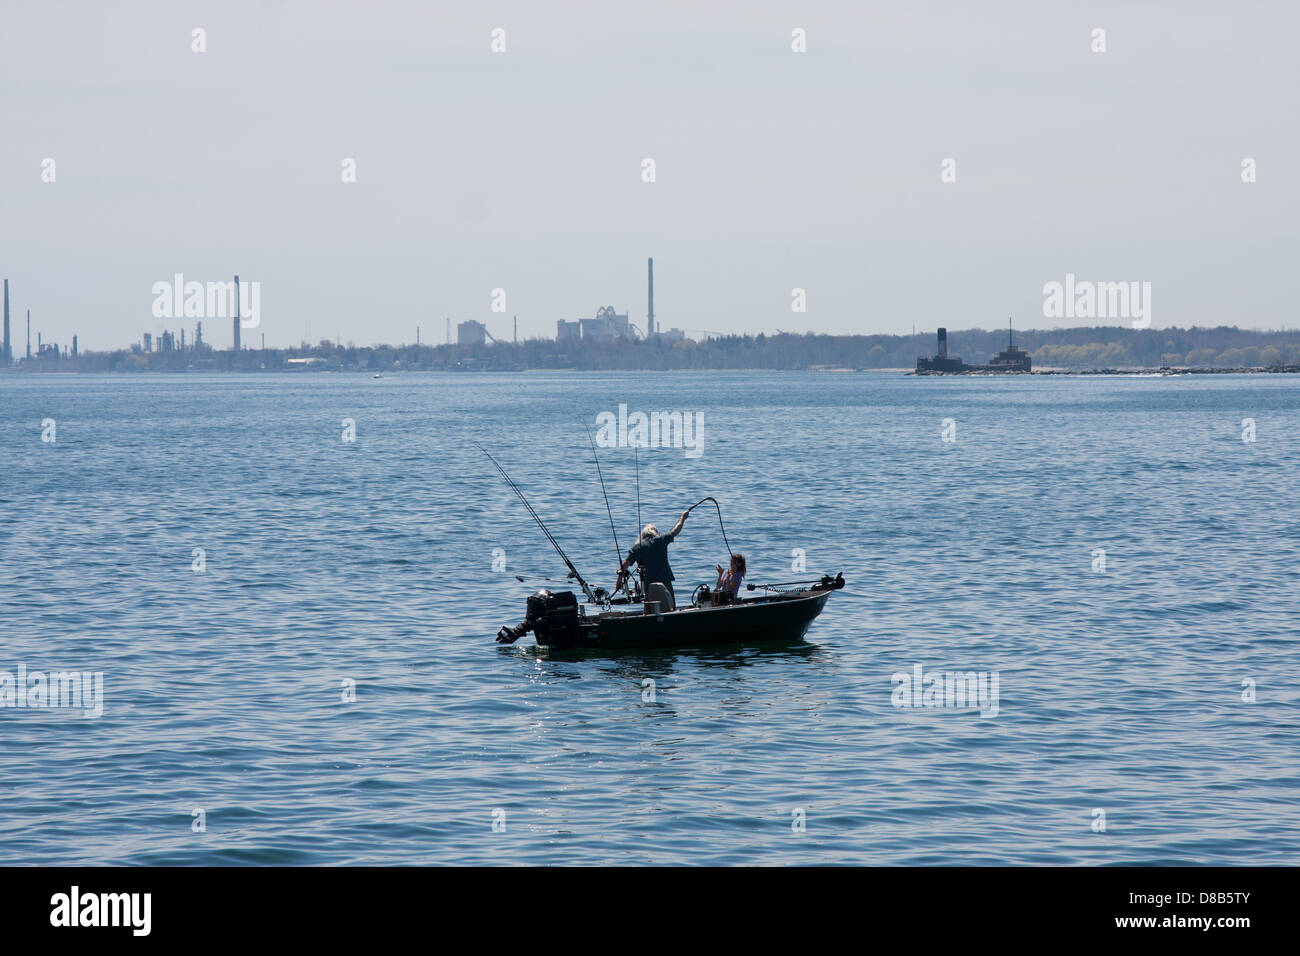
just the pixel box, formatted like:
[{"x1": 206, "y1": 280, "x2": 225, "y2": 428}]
[{"x1": 669, "y1": 510, "x2": 688, "y2": 538}]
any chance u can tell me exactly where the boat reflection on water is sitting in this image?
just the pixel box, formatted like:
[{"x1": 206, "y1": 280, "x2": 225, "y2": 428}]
[
  {"x1": 510, "y1": 633, "x2": 826, "y2": 669},
  {"x1": 500, "y1": 633, "x2": 834, "y2": 723}
]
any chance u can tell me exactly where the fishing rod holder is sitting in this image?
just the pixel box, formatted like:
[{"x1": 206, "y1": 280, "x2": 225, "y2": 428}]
[{"x1": 746, "y1": 572, "x2": 845, "y2": 593}]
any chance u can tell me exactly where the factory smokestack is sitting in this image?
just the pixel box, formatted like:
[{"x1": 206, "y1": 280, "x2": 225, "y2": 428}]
[
  {"x1": 3, "y1": 278, "x2": 9, "y2": 363},
  {"x1": 26, "y1": 310, "x2": 31, "y2": 360},
  {"x1": 233, "y1": 275, "x2": 241, "y2": 352},
  {"x1": 647, "y1": 258, "x2": 655, "y2": 336},
  {"x1": 937, "y1": 327, "x2": 948, "y2": 359}
]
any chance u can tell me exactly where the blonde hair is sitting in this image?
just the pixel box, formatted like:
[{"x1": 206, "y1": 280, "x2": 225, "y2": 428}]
[{"x1": 640, "y1": 524, "x2": 659, "y2": 541}]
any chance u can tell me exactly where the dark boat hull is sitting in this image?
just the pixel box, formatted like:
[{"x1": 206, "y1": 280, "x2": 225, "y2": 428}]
[{"x1": 563, "y1": 590, "x2": 834, "y2": 651}]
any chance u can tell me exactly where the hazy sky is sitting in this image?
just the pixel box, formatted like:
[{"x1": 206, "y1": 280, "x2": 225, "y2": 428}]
[{"x1": 2, "y1": 0, "x2": 1297, "y2": 350}]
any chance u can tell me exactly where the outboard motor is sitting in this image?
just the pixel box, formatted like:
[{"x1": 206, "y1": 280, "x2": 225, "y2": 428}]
[
  {"x1": 497, "y1": 590, "x2": 581, "y2": 649},
  {"x1": 533, "y1": 590, "x2": 580, "y2": 648}
]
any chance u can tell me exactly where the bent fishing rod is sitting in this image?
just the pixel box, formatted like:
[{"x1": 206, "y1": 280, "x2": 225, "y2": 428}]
[
  {"x1": 685, "y1": 496, "x2": 735, "y2": 560},
  {"x1": 608, "y1": 494, "x2": 733, "y2": 598},
  {"x1": 474, "y1": 442, "x2": 599, "y2": 604}
]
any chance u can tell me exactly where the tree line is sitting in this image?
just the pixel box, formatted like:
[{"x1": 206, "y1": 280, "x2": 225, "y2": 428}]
[{"x1": 12, "y1": 325, "x2": 1300, "y2": 372}]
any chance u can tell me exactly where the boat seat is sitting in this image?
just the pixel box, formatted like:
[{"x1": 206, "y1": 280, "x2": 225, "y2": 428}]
[{"x1": 644, "y1": 582, "x2": 676, "y2": 613}]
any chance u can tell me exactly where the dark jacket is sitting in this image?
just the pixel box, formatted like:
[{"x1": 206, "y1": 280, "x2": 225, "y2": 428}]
[{"x1": 626, "y1": 531, "x2": 677, "y2": 584}]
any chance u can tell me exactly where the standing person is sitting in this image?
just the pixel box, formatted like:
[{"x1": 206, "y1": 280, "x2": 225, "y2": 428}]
[{"x1": 618, "y1": 510, "x2": 689, "y2": 609}]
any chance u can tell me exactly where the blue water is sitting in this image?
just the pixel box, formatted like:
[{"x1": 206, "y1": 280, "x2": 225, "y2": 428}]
[{"x1": 1, "y1": 371, "x2": 1297, "y2": 865}]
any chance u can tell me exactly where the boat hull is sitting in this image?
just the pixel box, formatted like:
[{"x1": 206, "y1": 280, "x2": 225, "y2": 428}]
[{"x1": 566, "y1": 590, "x2": 834, "y2": 651}]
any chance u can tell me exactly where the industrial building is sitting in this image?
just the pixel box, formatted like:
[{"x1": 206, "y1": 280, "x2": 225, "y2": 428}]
[
  {"x1": 548, "y1": 257, "x2": 690, "y2": 346},
  {"x1": 556, "y1": 306, "x2": 631, "y2": 343},
  {"x1": 458, "y1": 320, "x2": 487, "y2": 347},
  {"x1": 581, "y1": 306, "x2": 630, "y2": 341}
]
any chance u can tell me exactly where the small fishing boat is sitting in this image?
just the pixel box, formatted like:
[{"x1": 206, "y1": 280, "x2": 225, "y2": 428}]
[
  {"x1": 477, "y1": 441, "x2": 845, "y2": 652},
  {"x1": 497, "y1": 574, "x2": 844, "y2": 651}
]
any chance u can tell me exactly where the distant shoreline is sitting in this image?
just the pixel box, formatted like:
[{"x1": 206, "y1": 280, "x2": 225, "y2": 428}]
[
  {"x1": 5, "y1": 365, "x2": 1298, "y2": 377},
  {"x1": 9, "y1": 324, "x2": 1297, "y2": 376}
]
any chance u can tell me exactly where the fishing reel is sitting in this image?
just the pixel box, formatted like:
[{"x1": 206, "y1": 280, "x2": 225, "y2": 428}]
[
  {"x1": 613, "y1": 567, "x2": 644, "y2": 604},
  {"x1": 691, "y1": 583, "x2": 735, "y2": 608}
]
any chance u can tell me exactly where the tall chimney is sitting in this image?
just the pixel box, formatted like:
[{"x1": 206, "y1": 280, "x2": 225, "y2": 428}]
[
  {"x1": 26, "y1": 310, "x2": 31, "y2": 359},
  {"x1": 513, "y1": 315, "x2": 517, "y2": 344},
  {"x1": 937, "y1": 327, "x2": 948, "y2": 359},
  {"x1": 233, "y1": 275, "x2": 241, "y2": 352},
  {"x1": 647, "y1": 258, "x2": 655, "y2": 336},
  {"x1": 3, "y1": 278, "x2": 9, "y2": 363},
  {"x1": 72, "y1": 335, "x2": 78, "y2": 357}
]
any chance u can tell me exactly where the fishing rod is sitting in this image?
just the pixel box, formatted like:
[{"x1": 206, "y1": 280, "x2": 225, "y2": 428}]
[
  {"x1": 584, "y1": 424, "x2": 622, "y2": 571},
  {"x1": 747, "y1": 573, "x2": 845, "y2": 593},
  {"x1": 632, "y1": 443, "x2": 643, "y2": 597},
  {"x1": 685, "y1": 495, "x2": 734, "y2": 559},
  {"x1": 634, "y1": 443, "x2": 642, "y2": 535},
  {"x1": 474, "y1": 442, "x2": 598, "y2": 603},
  {"x1": 511, "y1": 571, "x2": 570, "y2": 585},
  {"x1": 617, "y1": 493, "x2": 734, "y2": 595}
]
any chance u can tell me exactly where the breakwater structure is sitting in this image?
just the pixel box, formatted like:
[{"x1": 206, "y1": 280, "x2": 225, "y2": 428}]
[{"x1": 915, "y1": 322, "x2": 1032, "y2": 374}]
